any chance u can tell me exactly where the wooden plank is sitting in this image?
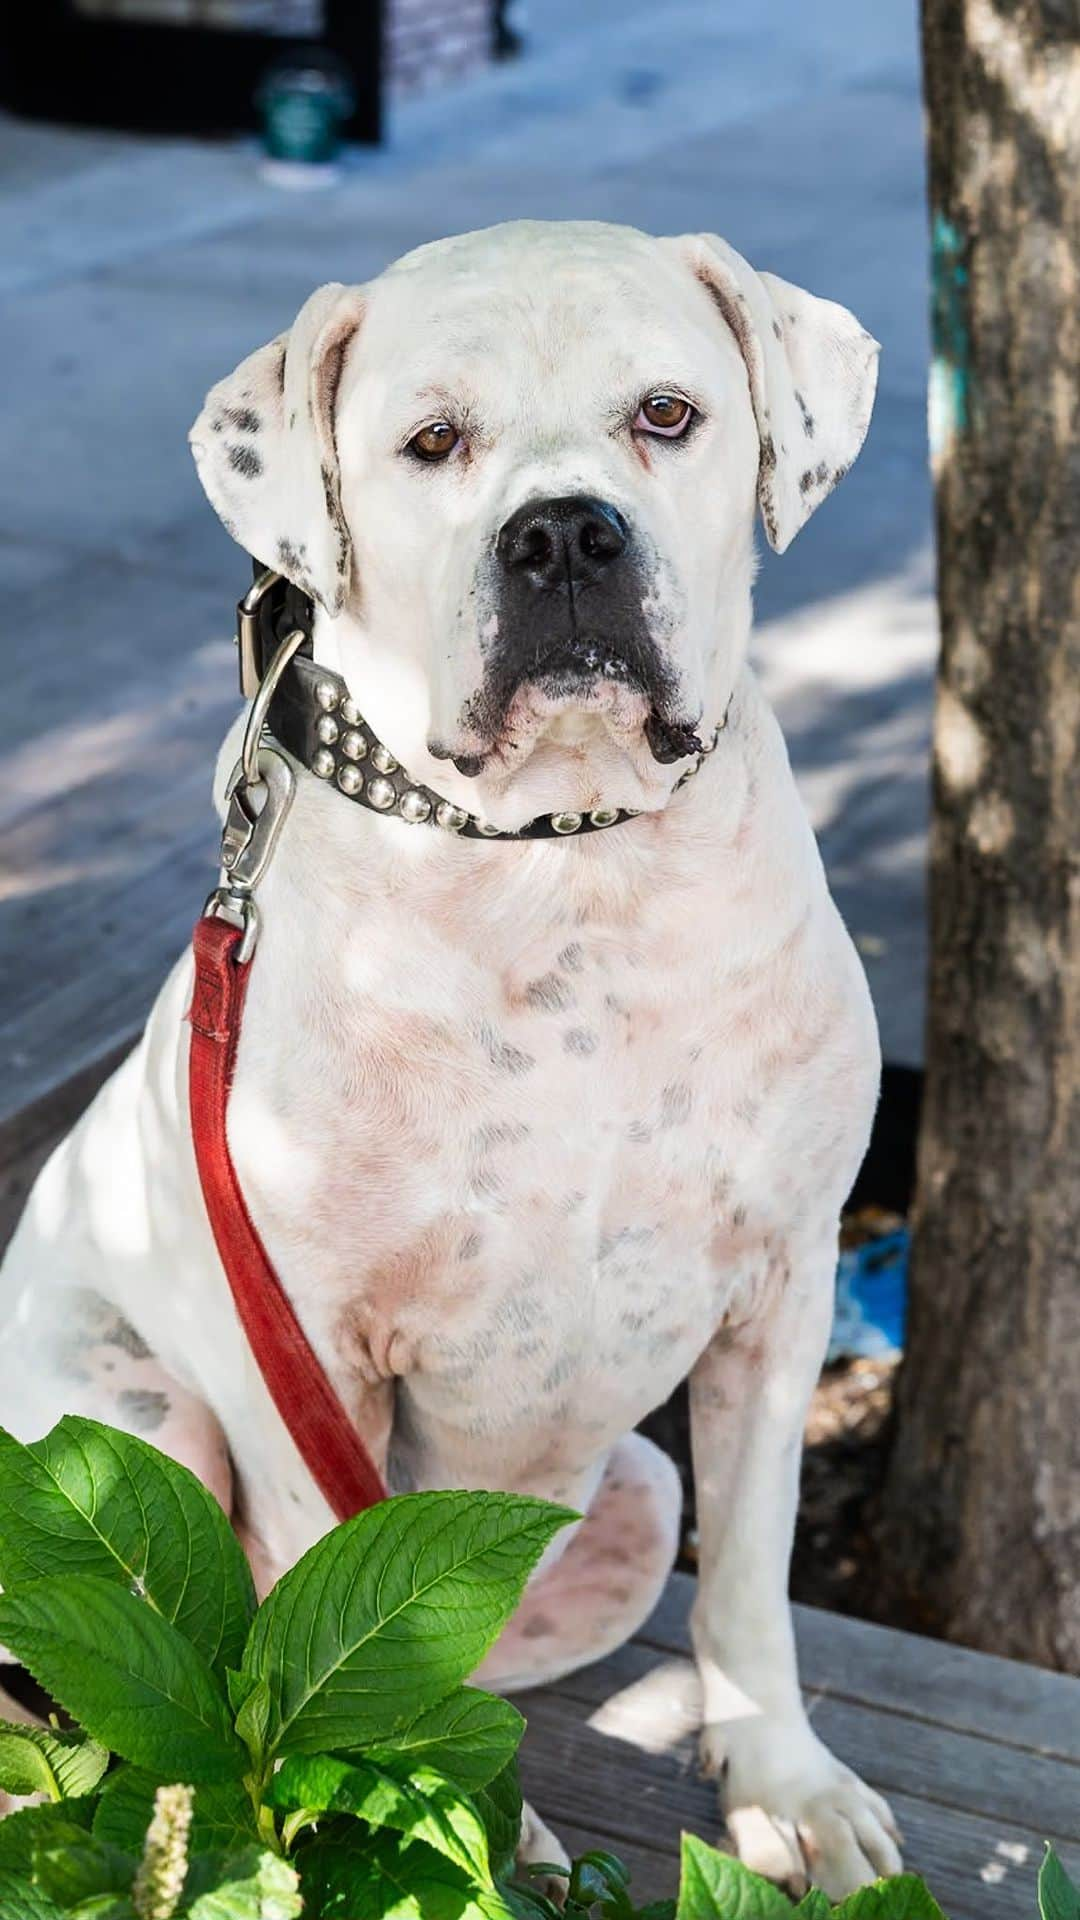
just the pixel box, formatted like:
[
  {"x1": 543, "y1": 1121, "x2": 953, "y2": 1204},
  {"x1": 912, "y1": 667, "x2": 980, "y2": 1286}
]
[
  {"x1": 642, "y1": 1573, "x2": 1080, "y2": 1764},
  {"x1": 539, "y1": 1637, "x2": 1080, "y2": 1846},
  {"x1": 0, "y1": 551, "x2": 236, "y2": 1132},
  {"x1": 519, "y1": 1683, "x2": 1080, "y2": 1920},
  {"x1": 0, "y1": 811, "x2": 215, "y2": 1143},
  {"x1": 0, "y1": 1037, "x2": 133, "y2": 1254}
]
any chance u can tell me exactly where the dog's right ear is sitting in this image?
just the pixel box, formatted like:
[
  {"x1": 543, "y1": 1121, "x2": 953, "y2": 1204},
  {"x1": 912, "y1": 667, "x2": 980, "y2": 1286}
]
[{"x1": 190, "y1": 281, "x2": 366, "y2": 614}]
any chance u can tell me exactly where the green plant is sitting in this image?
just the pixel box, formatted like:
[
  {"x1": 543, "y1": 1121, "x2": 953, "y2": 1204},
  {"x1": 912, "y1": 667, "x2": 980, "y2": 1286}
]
[
  {"x1": 506, "y1": 1836, "x2": 1080, "y2": 1920},
  {"x1": 0, "y1": 1414, "x2": 572, "y2": 1917},
  {"x1": 0, "y1": 1417, "x2": 1073, "y2": 1920}
]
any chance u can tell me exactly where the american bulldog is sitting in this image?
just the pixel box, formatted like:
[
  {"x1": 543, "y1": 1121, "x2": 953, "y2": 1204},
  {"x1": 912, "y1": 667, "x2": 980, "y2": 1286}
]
[{"x1": 0, "y1": 219, "x2": 898, "y2": 1895}]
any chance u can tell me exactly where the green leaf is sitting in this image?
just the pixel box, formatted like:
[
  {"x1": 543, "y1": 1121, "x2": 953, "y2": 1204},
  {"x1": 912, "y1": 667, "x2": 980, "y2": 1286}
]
[
  {"x1": 0, "y1": 1418, "x2": 255, "y2": 1674},
  {"x1": 568, "y1": 1849, "x2": 632, "y2": 1911},
  {"x1": 31, "y1": 1833, "x2": 134, "y2": 1911},
  {"x1": 65, "y1": 1899, "x2": 137, "y2": 1919},
  {"x1": 676, "y1": 1834, "x2": 794, "y2": 1920},
  {"x1": 1040, "y1": 1849, "x2": 1080, "y2": 1920},
  {"x1": 233, "y1": 1676, "x2": 271, "y2": 1770},
  {"x1": 369, "y1": 1687, "x2": 526, "y2": 1792},
  {"x1": 185, "y1": 1847, "x2": 303, "y2": 1919},
  {"x1": 93, "y1": 1768, "x2": 258, "y2": 1861},
  {"x1": 267, "y1": 1752, "x2": 493, "y2": 1885},
  {"x1": 793, "y1": 1895, "x2": 832, "y2": 1920},
  {"x1": 226, "y1": 1667, "x2": 258, "y2": 1718},
  {"x1": 499, "y1": 1881, "x2": 563, "y2": 1920},
  {"x1": 0, "y1": 1802, "x2": 95, "y2": 1874},
  {"x1": 0, "y1": 1720, "x2": 109, "y2": 1801},
  {"x1": 296, "y1": 1821, "x2": 514, "y2": 1918},
  {"x1": 0, "y1": 1575, "x2": 246, "y2": 1781},
  {"x1": 831, "y1": 1877, "x2": 947, "y2": 1920},
  {"x1": 471, "y1": 1759, "x2": 523, "y2": 1881},
  {"x1": 243, "y1": 1490, "x2": 573, "y2": 1760},
  {"x1": 0, "y1": 1871, "x2": 67, "y2": 1920}
]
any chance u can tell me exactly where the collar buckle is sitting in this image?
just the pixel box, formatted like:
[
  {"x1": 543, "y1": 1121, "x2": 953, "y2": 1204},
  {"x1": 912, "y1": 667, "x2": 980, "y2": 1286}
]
[{"x1": 236, "y1": 561, "x2": 315, "y2": 698}]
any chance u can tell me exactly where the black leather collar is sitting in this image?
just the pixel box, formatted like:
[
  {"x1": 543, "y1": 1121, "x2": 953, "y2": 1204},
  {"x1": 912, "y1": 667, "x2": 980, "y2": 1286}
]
[{"x1": 239, "y1": 561, "x2": 724, "y2": 841}]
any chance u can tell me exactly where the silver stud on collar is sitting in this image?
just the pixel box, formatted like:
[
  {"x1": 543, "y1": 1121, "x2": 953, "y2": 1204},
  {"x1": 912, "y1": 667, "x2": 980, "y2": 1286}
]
[
  {"x1": 312, "y1": 746, "x2": 335, "y2": 779},
  {"x1": 370, "y1": 743, "x2": 399, "y2": 775},
  {"x1": 337, "y1": 763, "x2": 363, "y2": 796},
  {"x1": 340, "y1": 696, "x2": 360, "y2": 725},
  {"x1": 551, "y1": 811, "x2": 584, "y2": 835},
  {"x1": 315, "y1": 679, "x2": 339, "y2": 712},
  {"x1": 316, "y1": 714, "x2": 339, "y2": 745},
  {"x1": 436, "y1": 800, "x2": 469, "y2": 832},
  {"x1": 366, "y1": 775, "x2": 396, "y2": 810},
  {"x1": 340, "y1": 729, "x2": 367, "y2": 761},
  {"x1": 399, "y1": 788, "x2": 432, "y2": 824},
  {"x1": 589, "y1": 807, "x2": 620, "y2": 827}
]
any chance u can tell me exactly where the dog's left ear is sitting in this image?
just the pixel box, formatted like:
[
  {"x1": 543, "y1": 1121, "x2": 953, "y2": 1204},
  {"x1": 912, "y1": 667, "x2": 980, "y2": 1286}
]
[
  {"x1": 190, "y1": 281, "x2": 367, "y2": 613},
  {"x1": 666, "y1": 233, "x2": 879, "y2": 554}
]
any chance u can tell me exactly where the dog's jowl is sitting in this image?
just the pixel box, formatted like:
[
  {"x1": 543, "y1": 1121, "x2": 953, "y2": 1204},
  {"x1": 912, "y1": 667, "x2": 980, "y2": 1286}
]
[{"x1": 0, "y1": 220, "x2": 899, "y2": 1895}]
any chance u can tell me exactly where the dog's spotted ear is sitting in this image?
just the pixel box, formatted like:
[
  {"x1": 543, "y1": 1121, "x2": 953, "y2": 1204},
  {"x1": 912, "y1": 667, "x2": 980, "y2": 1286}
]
[
  {"x1": 190, "y1": 282, "x2": 366, "y2": 612},
  {"x1": 669, "y1": 234, "x2": 879, "y2": 554}
]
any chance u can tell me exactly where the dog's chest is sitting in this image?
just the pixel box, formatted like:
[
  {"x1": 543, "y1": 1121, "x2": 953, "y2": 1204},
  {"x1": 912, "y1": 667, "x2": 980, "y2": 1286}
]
[{"x1": 228, "y1": 814, "x2": 842, "y2": 1496}]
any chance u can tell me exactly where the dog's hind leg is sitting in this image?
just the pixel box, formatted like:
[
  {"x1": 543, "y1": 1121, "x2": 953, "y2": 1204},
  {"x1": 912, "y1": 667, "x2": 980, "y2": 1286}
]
[
  {"x1": 0, "y1": 1283, "x2": 234, "y2": 1515},
  {"x1": 473, "y1": 1430, "x2": 682, "y2": 1695}
]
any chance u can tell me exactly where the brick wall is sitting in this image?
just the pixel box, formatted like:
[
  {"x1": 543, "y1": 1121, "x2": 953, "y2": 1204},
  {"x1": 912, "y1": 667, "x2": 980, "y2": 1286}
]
[{"x1": 383, "y1": 0, "x2": 494, "y2": 101}]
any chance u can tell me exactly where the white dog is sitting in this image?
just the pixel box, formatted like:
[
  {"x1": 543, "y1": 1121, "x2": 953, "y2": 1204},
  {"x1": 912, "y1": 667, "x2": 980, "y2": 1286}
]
[{"x1": 0, "y1": 220, "x2": 899, "y2": 1896}]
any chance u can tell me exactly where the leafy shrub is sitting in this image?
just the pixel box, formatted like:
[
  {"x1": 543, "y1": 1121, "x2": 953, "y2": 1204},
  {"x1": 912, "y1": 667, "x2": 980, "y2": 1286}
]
[{"x1": 0, "y1": 1417, "x2": 1072, "y2": 1919}]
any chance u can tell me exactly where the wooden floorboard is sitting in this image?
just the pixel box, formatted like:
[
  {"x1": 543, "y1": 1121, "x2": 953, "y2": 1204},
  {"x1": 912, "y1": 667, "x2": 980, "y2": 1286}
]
[
  {"x1": 645, "y1": 1574, "x2": 1080, "y2": 1763},
  {"x1": 543, "y1": 1634, "x2": 1080, "y2": 1847},
  {"x1": 0, "y1": 560, "x2": 235, "y2": 1136},
  {"x1": 518, "y1": 1575, "x2": 1080, "y2": 1920}
]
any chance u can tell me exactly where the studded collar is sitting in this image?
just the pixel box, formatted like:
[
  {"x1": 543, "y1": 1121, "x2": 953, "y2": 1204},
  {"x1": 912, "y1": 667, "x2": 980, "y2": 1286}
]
[{"x1": 266, "y1": 652, "x2": 726, "y2": 840}]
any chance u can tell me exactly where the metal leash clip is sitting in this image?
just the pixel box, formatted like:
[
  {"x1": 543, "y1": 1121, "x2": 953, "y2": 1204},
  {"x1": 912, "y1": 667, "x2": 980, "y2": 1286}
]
[{"x1": 202, "y1": 623, "x2": 307, "y2": 962}]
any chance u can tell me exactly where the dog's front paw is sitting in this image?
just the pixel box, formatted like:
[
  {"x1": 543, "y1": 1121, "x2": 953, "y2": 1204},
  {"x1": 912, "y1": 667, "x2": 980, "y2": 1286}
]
[
  {"x1": 515, "y1": 1799, "x2": 571, "y2": 1907},
  {"x1": 702, "y1": 1717, "x2": 902, "y2": 1901}
]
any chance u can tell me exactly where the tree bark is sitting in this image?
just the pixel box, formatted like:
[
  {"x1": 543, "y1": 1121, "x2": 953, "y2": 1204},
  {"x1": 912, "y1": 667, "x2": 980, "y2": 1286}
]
[{"x1": 867, "y1": 0, "x2": 1080, "y2": 1668}]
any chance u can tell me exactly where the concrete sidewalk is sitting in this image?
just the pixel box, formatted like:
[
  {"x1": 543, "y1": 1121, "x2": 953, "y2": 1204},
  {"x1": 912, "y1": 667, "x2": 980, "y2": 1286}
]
[{"x1": 0, "y1": 0, "x2": 934, "y2": 1095}]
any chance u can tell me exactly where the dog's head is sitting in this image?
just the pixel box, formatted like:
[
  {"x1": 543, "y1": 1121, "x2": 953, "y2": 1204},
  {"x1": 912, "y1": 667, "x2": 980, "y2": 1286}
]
[{"x1": 192, "y1": 220, "x2": 877, "y2": 828}]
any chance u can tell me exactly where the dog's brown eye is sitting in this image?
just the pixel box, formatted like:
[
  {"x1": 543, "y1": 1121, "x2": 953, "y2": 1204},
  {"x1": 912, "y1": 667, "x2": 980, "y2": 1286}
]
[
  {"x1": 409, "y1": 421, "x2": 459, "y2": 461},
  {"x1": 636, "y1": 394, "x2": 693, "y2": 437}
]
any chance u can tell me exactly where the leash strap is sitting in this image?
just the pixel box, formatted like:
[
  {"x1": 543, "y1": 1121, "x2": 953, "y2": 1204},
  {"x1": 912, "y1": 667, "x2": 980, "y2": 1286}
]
[{"x1": 188, "y1": 915, "x2": 388, "y2": 1522}]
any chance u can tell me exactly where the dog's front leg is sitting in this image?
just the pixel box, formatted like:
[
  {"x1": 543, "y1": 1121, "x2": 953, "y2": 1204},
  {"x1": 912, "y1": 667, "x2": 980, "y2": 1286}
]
[{"x1": 689, "y1": 1234, "x2": 901, "y2": 1899}]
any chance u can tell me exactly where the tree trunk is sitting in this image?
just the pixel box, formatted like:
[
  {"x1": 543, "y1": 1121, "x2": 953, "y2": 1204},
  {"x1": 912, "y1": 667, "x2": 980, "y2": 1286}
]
[{"x1": 868, "y1": 0, "x2": 1080, "y2": 1668}]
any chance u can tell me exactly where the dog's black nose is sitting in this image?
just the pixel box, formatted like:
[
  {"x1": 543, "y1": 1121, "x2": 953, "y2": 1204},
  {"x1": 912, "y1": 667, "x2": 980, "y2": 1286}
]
[{"x1": 496, "y1": 495, "x2": 630, "y2": 591}]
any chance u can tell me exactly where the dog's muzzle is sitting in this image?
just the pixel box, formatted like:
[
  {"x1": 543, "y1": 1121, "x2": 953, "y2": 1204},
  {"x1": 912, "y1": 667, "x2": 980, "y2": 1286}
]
[{"x1": 455, "y1": 493, "x2": 701, "y2": 767}]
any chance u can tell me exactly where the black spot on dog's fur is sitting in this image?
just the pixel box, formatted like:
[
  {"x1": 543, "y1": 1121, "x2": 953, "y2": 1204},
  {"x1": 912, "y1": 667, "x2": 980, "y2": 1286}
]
[
  {"x1": 477, "y1": 1022, "x2": 535, "y2": 1078},
  {"x1": 104, "y1": 1316, "x2": 151, "y2": 1360},
  {"x1": 117, "y1": 1388, "x2": 169, "y2": 1432},
  {"x1": 225, "y1": 405, "x2": 261, "y2": 434},
  {"x1": 799, "y1": 461, "x2": 829, "y2": 495},
  {"x1": 277, "y1": 537, "x2": 307, "y2": 573},
  {"x1": 228, "y1": 443, "x2": 263, "y2": 480},
  {"x1": 526, "y1": 973, "x2": 573, "y2": 1013},
  {"x1": 793, "y1": 389, "x2": 815, "y2": 438}
]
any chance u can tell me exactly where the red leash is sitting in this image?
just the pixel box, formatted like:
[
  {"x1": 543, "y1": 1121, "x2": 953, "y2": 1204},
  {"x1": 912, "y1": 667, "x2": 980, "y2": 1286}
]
[{"x1": 188, "y1": 914, "x2": 387, "y2": 1521}]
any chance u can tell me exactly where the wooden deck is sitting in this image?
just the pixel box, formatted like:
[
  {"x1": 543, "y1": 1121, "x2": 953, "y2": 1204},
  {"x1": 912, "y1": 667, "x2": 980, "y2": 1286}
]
[{"x1": 517, "y1": 1572, "x2": 1080, "y2": 1918}]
